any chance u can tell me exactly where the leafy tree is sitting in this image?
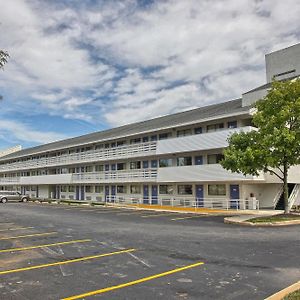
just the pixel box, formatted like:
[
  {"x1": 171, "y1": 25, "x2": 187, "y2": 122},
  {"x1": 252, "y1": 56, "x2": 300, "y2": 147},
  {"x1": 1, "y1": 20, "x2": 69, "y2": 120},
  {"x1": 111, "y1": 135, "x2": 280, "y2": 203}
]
[
  {"x1": 0, "y1": 50, "x2": 9, "y2": 69},
  {"x1": 221, "y1": 78, "x2": 300, "y2": 213}
]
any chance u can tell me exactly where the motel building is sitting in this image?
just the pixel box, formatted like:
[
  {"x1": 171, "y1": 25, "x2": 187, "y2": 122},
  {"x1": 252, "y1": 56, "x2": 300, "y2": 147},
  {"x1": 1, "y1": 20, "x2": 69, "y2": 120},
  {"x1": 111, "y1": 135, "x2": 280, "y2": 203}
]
[{"x1": 1, "y1": 44, "x2": 300, "y2": 211}]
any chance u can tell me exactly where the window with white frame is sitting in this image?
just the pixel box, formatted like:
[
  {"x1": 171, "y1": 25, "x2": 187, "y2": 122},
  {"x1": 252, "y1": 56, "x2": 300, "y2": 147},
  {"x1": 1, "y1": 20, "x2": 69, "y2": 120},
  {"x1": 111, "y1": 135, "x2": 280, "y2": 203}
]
[
  {"x1": 177, "y1": 129, "x2": 192, "y2": 137},
  {"x1": 85, "y1": 185, "x2": 93, "y2": 193},
  {"x1": 117, "y1": 185, "x2": 126, "y2": 193},
  {"x1": 207, "y1": 123, "x2": 224, "y2": 132},
  {"x1": 130, "y1": 161, "x2": 141, "y2": 169},
  {"x1": 178, "y1": 185, "x2": 193, "y2": 195},
  {"x1": 95, "y1": 185, "x2": 103, "y2": 193},
  {"x1": 95, "y1": 165, "x2": 104, "y2": 172},
  {"x1": 208, "y1": 184, "x2": 226, "y2": 196},
  {"x1": 130, "y1": 185, "x2": 141, "y2": 194},
  {"x1": 68, "y1": 186, "x2": 75, "y2": 193},
  {"x1": 159, "y1": 185, "x2": 174, "y2": 195},
  {"x1": 177, "y1": 156, "x2": 192, "y2": 166},
  {"x1": 61, "y1": 185, "x2": 67, "y2": 192},
  {"x1": 159, "y1": 158, "x2": 173, "y2": 168},
  {"x1": 207, "y1": 154, "x2": 224, "y2": 164}
]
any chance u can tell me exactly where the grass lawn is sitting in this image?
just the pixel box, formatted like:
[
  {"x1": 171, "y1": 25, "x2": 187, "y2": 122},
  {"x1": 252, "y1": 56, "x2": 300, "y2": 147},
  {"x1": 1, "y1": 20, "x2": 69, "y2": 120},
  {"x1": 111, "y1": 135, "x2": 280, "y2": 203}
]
[
  {"x1": 248, "y1": 214, "x2": 300, "y2": 223},
  {"x1": 283, "y1": 289, "x2": 300, "y2": 300}
]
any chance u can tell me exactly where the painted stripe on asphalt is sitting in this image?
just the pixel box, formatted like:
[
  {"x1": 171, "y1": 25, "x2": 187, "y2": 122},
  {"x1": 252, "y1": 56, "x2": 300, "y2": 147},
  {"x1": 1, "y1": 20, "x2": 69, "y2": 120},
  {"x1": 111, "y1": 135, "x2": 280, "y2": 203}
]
[
  {"x1": 0, "y1": 227, "x2": 34, "y2": 232},
  {"x1": 62, "y1": 261, "x2": 204, "y2": 300},
  {"x1": 0, "y1": 232, "x2": 57, "y2": 241},
  {"x1": 0, "y1": 239, "x2": 91, "y2": 253},
  {"x1": 141, "y1": 213, "x2": 178, "y2": 218},
  {"x1": 171, "y1": 216, "x2": 205, "y2": 221},
  {"x1": 0, "y1": 248, "x2": 135, "y2": 275}
]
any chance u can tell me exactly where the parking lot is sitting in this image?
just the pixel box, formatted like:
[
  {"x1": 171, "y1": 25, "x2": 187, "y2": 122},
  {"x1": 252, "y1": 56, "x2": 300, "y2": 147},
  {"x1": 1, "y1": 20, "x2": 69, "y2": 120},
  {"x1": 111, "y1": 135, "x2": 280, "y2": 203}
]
[{"x1": 0, "y1": 202, "x2": 299, "y2": 299}]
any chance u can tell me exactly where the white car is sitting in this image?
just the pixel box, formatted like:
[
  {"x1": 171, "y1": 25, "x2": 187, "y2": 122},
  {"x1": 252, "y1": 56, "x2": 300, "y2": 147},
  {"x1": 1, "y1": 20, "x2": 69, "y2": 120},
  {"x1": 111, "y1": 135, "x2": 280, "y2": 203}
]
[{"x1": 0, "y1": 191, "x2": 29, "y2": 203}]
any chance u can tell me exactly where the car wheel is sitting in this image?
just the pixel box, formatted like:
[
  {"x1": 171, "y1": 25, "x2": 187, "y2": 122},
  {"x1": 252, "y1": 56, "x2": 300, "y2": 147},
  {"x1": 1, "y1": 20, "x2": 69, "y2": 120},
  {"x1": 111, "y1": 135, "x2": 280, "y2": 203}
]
[
  {"x1": 1, "y1": 198, "x2": 7, "y2": 203},
  {"x1": 22, "y1": 197, "x2": 28, "y2": 202}
]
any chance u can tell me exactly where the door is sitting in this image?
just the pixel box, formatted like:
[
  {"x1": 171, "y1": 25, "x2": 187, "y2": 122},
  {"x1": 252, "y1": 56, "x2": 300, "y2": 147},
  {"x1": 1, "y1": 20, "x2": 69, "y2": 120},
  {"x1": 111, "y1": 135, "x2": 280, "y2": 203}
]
[
  {"x1": 151, "y1": 185, "x2": 158, "y2": 204},
  {"x1": 76, "y1": 186, "x2": 80, "y2": 200},
  {"x1": 111, "y1": 185, "x2": 116, "y2": 202},
  {"x1": 143, "y1": 185, "x2": 149, "y2": 204},
  {"x1": 195, "y1": 185, "x2": 204, "y2": 207},
  {"x1": 105, "y1": 185, "x2": 109, "y2": 202},
  {"x1": 80, "y1": 186, "x2": 85, "y2": 201},
  {"x1": 230, "y1": 185, "x2": 240, "y2": 208}
]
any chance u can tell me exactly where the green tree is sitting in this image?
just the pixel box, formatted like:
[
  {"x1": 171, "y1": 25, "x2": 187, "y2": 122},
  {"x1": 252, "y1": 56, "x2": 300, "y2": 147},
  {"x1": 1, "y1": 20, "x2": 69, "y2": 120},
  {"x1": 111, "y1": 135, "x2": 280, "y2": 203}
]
[
  {"x1": 221, "y1": 79, "x2": 300, "y2": 213},
  {"x1": 0, "y1": 50, "x2": 9, "y2": 69}
]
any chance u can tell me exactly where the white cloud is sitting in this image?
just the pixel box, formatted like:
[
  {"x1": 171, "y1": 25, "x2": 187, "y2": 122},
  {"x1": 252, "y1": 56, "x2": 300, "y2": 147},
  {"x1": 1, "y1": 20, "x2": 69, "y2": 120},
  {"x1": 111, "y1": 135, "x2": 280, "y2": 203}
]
[
  {"x1": 0, "y1": 0, "x2": 300, "y2": 134},
  {"x1": 0, "y1": 120, "x2": 66, "y2": 144}
]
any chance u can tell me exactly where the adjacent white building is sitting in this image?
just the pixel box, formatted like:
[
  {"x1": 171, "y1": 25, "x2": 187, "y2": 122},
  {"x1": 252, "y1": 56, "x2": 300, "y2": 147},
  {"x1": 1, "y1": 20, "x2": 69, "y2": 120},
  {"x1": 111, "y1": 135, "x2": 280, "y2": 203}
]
[{"x1": 1, "y1": 44, "x2": 300, "y2": 210}]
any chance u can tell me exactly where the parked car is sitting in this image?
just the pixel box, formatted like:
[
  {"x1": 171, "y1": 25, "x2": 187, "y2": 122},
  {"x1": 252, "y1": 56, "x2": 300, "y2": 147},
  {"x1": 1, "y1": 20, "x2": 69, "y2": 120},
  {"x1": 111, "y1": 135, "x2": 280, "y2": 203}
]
[{"x1": 0, "y1": 191, "x2": 30, "y2": 203}]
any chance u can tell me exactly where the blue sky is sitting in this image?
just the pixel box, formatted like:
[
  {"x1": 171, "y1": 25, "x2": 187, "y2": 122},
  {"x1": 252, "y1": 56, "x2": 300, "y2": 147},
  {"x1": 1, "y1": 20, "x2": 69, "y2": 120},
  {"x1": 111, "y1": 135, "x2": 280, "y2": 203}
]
[{"x1": 0, "y1": 0, "x2": 300, "y2": 150}]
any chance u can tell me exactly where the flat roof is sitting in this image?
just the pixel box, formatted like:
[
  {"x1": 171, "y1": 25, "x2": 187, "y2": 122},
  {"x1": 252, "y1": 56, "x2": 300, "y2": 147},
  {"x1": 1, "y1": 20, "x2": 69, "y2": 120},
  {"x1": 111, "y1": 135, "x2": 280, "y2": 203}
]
[{"x1": 0, "y1": 98, "x2": 250, "y2": 162}]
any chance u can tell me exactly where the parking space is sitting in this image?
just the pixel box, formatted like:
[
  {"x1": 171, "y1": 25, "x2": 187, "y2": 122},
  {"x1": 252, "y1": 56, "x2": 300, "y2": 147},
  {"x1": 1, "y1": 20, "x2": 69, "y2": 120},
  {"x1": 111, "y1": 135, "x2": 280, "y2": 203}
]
[{"x1": 0, "y1": 203, "x2": 299, "y2": 299}]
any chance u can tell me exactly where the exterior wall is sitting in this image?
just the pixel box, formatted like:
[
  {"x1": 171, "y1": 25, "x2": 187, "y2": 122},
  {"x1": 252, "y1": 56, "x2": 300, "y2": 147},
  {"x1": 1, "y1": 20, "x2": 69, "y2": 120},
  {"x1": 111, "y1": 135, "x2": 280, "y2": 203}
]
[
  {"x1": 242, "y1": 88, "x2": 268, "y2": 107},
  {"x1": 266, "y1": 43, "x2": 300, "y2": 83}
]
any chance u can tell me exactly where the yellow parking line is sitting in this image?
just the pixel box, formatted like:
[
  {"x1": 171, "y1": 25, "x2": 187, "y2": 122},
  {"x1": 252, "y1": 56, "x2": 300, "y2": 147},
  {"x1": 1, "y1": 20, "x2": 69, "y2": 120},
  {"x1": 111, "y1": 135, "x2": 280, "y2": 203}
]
[
  {"x1": 0, "y1": 232, "x2": 57, "y2": 241},
  {"x1": 0, "y1": 227, "x2": 34, "y2": 232},
  {"x1": 141, "y1": 213, "x2": 178, "y2": 218},
  {"x1": 0, "y1": 239, "x2": 91, "y2": 253},
  {"x1": 171, "y1": 216, "x2": 205, "y2": 221},
  {"x1": 62, "y1": 261, "x2": 204, "y2": 300},
  {"x1": 0, "y1": 248, "x2": 135, "y2": 275}
]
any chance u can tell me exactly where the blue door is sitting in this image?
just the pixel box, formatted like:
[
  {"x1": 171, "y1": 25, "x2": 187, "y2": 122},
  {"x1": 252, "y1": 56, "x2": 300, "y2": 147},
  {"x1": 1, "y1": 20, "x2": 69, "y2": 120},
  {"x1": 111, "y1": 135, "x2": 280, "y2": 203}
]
[
  {"x1": 76, "y1": 186, "x2": 80, "y2": 200},
  {"x1": 151, "y1": 185, "x2": 158, "y2": 204},
  {"x1": 195, "y1": 185, "x2": 204, "y2": 207},
  {"x1": 105, "y1": 185, "x2": 109, "y2": 202},
  {"x1": 143, "y1": 185, "x2": 149, "y2": 204},
  {"x1": 80, "y1": 186, "x2": 85, "y2": 201},
  {"x1": 111, "y1": 185, "x2": 116, "y2": 202},
  {"x1": 195, "y1": 156, "x2": 203, "y2": 165},
  {"x1": 230, "y1": 185, "x2": 240, "y2": 208}
]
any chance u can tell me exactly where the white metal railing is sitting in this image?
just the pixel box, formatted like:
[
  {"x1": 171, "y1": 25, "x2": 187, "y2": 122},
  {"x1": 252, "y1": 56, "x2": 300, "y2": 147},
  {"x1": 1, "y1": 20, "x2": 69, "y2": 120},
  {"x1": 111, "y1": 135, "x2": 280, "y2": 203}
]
[
  {"x1": 0, "y1": 141, "x2": 157, "y2": 172},
  {"x1": 288, "y1": 184, "x2": 300, "y2": 210},
  {"x1": 72, "y1": 169, "x2": 158, "y2": 183},
  {"x1": 105, "y1": 195, "x2": 259, "y2": 210},
  {"x1": 0, "y1": 177, "x2": 20, "y2": 183},
  {"x1": 273, "y1": 184, "x2": 284, "y2": 208}
]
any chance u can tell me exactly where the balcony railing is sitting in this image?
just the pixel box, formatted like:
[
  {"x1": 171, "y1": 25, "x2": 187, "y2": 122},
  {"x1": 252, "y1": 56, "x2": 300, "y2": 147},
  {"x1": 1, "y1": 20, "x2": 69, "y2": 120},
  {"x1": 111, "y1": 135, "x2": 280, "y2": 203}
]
[
  {"x1": 0, "y1": 142, "x2": 157, "y2": 172},
  {"x1": 72, "y1": 169, "x2": 158, "y2": 183},
  {"x1": 105, "y1": 195, "x2": 260, "y2": 210},
  {"x1": 0, "y1": 177, "x2": 20, "y2": 183}
]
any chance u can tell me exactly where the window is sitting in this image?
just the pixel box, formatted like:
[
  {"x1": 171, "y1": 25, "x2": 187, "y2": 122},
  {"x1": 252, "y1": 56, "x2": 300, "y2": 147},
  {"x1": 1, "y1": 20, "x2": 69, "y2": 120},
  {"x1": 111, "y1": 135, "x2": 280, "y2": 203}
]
[
  {"x1": 150, "y1": 135, "x2": 157, "y2": 141},
  {"x1": 117, "y1": 140, "x2": 125, "y2": 147},
  {"x1": 117, "y1": 163, "x2": 125, "y2": 170},
  {"x1": 61, "y1": 185, "x2": 67, "y2": 192},
  {"x1": 208, "y1": 184, "x2": 226, "y2": 196},
  {"x1": 177, "y1": 129, "x2": 192, "y2": 137},
  {"x1": 117, "y1": 185, "x2": 126, "y2": 193},
  {"x1": 151, "y1": 160, "x2": 158, "y2": 168},
  {"x1": 95, "y1": 185, "x2": 103, "y2": 193},
  {"x1": 95, "y1": 144, "x2": 103, "y2": 150},
  {"x1": 130, "y1": 138, "x2": 141, "y2": 144},
  {"x1": 207, "y1": 123, "x2": 224, "y2": 132},
  {"x1": 177, "y1": 157, "x2": 192, "y2": 166},
  {"x1": 159, "y1": 132, "x2": 172, "y2": 140},
  {"x1": 142, "y1": 136, "x2": 149, "y2": 143},
  {"x1": 194, "y1": 127, "x2": 202, "y2": 134},
  {"x1": 95, "y1": 165, "x2": 104, "y2": 172},
  {"x1": 85, "y1": 166, "x2": 93, "y2": 172},
  {"x1": 159, "y1": 158, "x2": 173, "y2": 168},
  {"x1": 207, "y1": 154, "x2": 224, "y2": 164},
  {"x1": 85, "y1": 185, "x2": 93, "y2": 193},
  {"x1": 104, "y1": 143, "x2": 110, "y2": 148},
  {"x1": 178, "y1": 185, "x2": 193, "y2": 195},
  {"x1": 31, "y1": 186, "x2": 36, "y2": 191},
  {"x1": 130, "y1": 161, "x2": 141, "y2": 169},
  {"x1": 130, "y1": 185, "x2": 141, "y2": 194},
  {"x1": 228, "y1": 121, "x2": 237, "y2": 128},
  {"x1": 159, "y1": 185, "x2": 174, "y2": 195},
  {"x1": 69, "y1": 167, "x2": 76, "y2": 173},
  {"x1": 69, "y1": 186, "x2": 75, "y2": 192}
]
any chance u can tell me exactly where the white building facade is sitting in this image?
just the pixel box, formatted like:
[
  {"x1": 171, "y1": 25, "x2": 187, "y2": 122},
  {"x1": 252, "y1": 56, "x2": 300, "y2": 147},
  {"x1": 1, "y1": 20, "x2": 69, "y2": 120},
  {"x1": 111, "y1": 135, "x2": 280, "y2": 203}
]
[{"x1": 1, "y1": 44, "x2": 300, "y2": 210}]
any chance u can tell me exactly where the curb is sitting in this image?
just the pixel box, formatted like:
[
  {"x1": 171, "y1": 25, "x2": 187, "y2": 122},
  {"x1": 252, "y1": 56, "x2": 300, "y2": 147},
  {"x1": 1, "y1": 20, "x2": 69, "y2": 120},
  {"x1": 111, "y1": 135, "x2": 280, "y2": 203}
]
[
  {"x1": 224, "y1": 218, "x2": 300, "y2": 227},
  {"x1": 265, "y1": 281, "x2": 300, "y2": 300}
]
